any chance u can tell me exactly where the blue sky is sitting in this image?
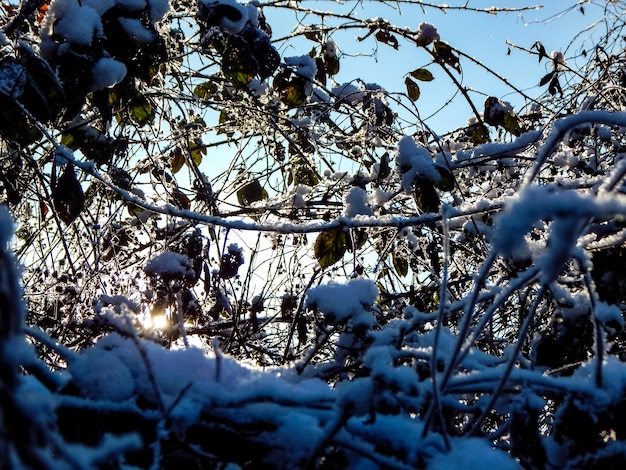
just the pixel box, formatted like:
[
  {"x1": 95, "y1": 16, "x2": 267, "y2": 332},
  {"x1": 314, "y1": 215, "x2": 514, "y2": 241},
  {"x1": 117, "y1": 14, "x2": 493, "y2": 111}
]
[{"x1": 267, "y1": 1, "x2": 601, "y2": 133}]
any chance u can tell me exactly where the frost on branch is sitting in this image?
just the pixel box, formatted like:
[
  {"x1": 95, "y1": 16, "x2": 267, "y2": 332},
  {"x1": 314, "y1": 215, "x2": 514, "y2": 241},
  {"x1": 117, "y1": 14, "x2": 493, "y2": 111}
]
[
  {"x1": 6, "y1": 1, "x2": 626, "y2": 468},
  {"x1": 144, "y1": 252, "x2": 195, "y2": 283}
]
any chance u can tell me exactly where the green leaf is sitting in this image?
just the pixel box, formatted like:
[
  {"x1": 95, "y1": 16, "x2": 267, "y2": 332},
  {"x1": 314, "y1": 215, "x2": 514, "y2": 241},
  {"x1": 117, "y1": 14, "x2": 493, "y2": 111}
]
[
  {"x1": 188, "y1": 138, "x2": 205, "y2": 165},
  {"x1": 237, "y1": 178, "x2": 267, "y2": 205},
  {"x1": 128, "y1": 92, "x2": 154, "y2": 126},
  {"x1": 217, "y1": 109, "x2": 234, "y2": 137},
  {"x1": 409, "y1": 68, "x2": 434, "y2": 81},
  {"x1": 291, "y1": 156, "x2": 320, "y2": 186},
  {"x1": 484, "y1": 96, "x2": 521, "y2": 136},
  {"x1": 392, "y1": 252, "x2": 409, "y2": 277},
  {"x1": 414, "y1": 178, "x2": 440, "y2": 213},
  {"x1": 471, "y1": 124, "x2": 490, "y2": 144},
  {"x1": 222, "y1": 35, "x2": 257, "y2": 87},
  {"x1": 193, "y1": 81, "x2": 218, "y2": 99},
  {"x1": 434, "y1": 165, "x2": 455, "y2": 191},
  {"x1": 405, "y1": 77, "x2": 420, "y2": 101},
  {"x1": 218, "y1": 109, "x2": 229, "y2": 125},
  {"x1": 274, "y1": 72, "x2": 307, "y2": 107},
  {"x1": 61, "y1": 132, "x2": 76, "y2": 149},
  {"x1": 314, "y1": 228, "x2": 347, "y2": 268},
  {"x1": 282, "y1": 81, "x2": 307, "y2": 106},
  {"x1": 503, "y1": 113, "x2": 522, "y2": 136}
]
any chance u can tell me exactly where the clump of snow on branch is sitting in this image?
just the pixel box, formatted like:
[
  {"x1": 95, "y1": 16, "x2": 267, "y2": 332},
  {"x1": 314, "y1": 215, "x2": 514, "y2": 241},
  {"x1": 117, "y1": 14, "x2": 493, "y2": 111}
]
[
  {"x1": 428, "y1": 438, "x2": 522, "y2": 470},
  {"x1": 343, "y1": 187, "x2": 374, "y2": 217},
  {"x1": 552, "y1": 50, "x2": 567, "y2": 70},
  {"x1": 306, "y1": 278, "x2": 379, "y2": 327},
  {"x1": 91, "y1": 58, "x2": 127, "y2": 90},
  {"x1": 396, "y1": 135, "x2": 441, "y2": 192},
  {"x1": 0, "y1": 204, "x2": 13, "y2": 247},
  {"x1": 147, "y1": 0, "x2": 170, "y2": 21},
  {"x1": 199, "y1": 0, "x2": 248, "y2": 34},
  {"x1": 41, "y1": 0, "x2": 104, "y2": 47},
  {"x1": 492, "y1": 186, "x2": 593, "y2": 257},
  {"x1": 595, "y1": 301, "x2": 624, "y2": 329},
  {"x1": 118, "y1": 17, "x2": 157, "y2": 42},
  {"x1": 144, "y1": 251, "x2": 194, "y2": 281},
  {"x1": 325, "y1": 39, "x2": 338, "y2": 58},
  {"x1": 93, "y1": 294, "x2": 141, "y2": 315},
  {"x1": 292, "y1": 184, "x2": 311, "y2": 208},
  {"x1": 415, "y1": 22, "x2": 440, "y2": 46},
  {"x1": 285, "y1": 55, "x2": 317, "y2": 81},
  {"x1": 332, "y1": 82, "x2": 365, "y2": 104}
]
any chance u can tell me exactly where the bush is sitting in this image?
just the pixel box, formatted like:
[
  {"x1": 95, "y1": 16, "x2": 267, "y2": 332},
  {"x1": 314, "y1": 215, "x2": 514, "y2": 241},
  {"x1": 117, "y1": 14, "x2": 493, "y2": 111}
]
[{"x1": 2, "y1": 1, "x2": 626, "y2": 468}]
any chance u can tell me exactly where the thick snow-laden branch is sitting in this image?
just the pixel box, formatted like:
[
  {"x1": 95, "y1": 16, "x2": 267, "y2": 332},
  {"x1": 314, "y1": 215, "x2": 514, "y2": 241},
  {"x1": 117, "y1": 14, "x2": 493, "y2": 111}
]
[
  {"x1": 54, "y1": 145, "x2": 501, "y2": 233},
  {"x1": 523, "y1": 110, "x2": 626, "y2": 186}
]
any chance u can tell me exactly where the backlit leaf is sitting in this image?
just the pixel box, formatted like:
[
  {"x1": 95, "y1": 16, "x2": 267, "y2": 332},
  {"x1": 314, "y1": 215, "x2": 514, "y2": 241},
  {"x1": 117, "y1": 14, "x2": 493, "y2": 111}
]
[
  {"x1": 314, "y1": 228, "x2": 347, "y2": 268},
  {"x1": 532, "y1": 41, "x2": 548, "y2": 63},
  {"x1": 303, "y1": 28, "x2": 322, "y2": 42},
  {"x1": 409, "y1": 68, "x2": 434, "y2": 81},
  {"x1": 325, "y1": 55, "x2": 340, "y2": 76},
  {"x1": 405, "y1": 77, "x2": 420, "y2": 101},
  {"x1": 433, "y1": 41, "x2": 460, "y2": 73},
  {"x1": 171, "y1": 189, "x2": 191, "y2": 210},
  {"x1": 471, "y1": 124, "x2": 490, "y2": 144},
  {"x1": 129, "y1": 92, "x2": 154, "y2": 126},
  {"x1": 127, "y1": 202, "x2": 144, "y2": 218},
  {"x1": 290, "y1": 155, "x2": 320, "y2": 186},
  {"x1": 22, "y1": 53, "x2": 65, "y2": 122},
  {"x1": 170, "y1": 147, "x2": 185, "y2": 174},
  {"x1": 434, "y1": 165, "x2": 455, "y2": 191},
  {"x1": 315, "y1": 57, "x2": 327, "y2": 87},
  {"x1": 375, "y1": 30, "x2": 399, "y2": 49},
  {"x1": 61, "y1": 132, "x2": 75, "y2": 149},
  {"x1": 392, "y1": 252, "x2": 409, "y2": 277},
  {"x1": 274, "y1": 72, "x2": 307, "y2": 107},
  {"x1": 52, "y1": 164, "x2": 84, "y2": 224},
  {"x1": 237, "y1": 178, "x2": 267, "y2": 206},
  {"x1": 222, "y1": 35, "x2": 257, "y2": 87},
  {"x1": 548, "y1": 75, "x2": 562, "y2": 96},
  {"x1": 193, "y1": 81, "x2": 218, "y2": 99},
  {"x1": 503, "y1": 113, "x2": 522, "y2": 136},
  {"x1": 188, "y1": 139, "x2": 205, "y2": 166},
  {"x1": 378, "y1": 152, "x2": 391, "y2": 180},
  {"x1": 539, "y1": 71, "x2": 555, "y2": 87},
  {"x1": 217, "y1": 109, "x2": 234, "y2": 137},
  {"x1": 39, "y1": 200, "x2": 49, "y2": 219},
  {"x1": 414, "y1": 178, "x2": 440, "y2": 213}
]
